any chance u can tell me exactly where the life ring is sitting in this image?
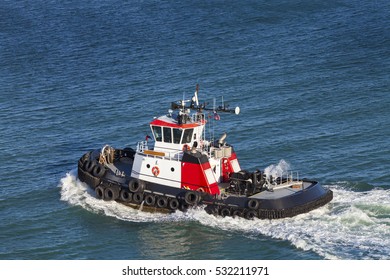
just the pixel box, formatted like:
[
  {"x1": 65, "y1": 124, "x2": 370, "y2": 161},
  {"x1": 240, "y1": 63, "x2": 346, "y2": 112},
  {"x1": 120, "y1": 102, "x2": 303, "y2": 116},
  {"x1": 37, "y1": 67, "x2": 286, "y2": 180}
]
[
  {"x1": 151, "y1": 166, "x2": 160, "y2": 177},
  {"x1": 182, "y1": 144, "x2": 190, "y2": 152}
]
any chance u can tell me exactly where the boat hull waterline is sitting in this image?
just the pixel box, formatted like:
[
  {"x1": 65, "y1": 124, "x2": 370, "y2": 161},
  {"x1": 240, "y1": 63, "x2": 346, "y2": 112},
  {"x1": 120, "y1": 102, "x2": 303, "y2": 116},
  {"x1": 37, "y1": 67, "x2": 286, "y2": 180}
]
[{"x1": 77, "y1": 149, "x2": 333, "y2": 220}]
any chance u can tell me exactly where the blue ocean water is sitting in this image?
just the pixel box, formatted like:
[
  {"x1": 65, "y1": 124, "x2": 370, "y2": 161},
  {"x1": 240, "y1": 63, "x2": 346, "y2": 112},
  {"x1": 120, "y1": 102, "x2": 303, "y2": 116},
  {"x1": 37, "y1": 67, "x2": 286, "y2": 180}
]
[{"x1": 0, "y1": 0, "x2": 389, "y2": 260}]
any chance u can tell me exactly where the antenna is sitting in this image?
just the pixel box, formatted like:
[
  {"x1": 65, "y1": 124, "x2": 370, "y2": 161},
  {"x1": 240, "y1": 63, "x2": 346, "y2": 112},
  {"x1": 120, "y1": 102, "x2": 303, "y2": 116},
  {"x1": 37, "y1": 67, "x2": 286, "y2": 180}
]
[
  {"x1": 192, "y1": 84, "x2": 199, "y2": 107},
  {"x1": 171, "y1": 84, "x2": 240, "y2": 115}
]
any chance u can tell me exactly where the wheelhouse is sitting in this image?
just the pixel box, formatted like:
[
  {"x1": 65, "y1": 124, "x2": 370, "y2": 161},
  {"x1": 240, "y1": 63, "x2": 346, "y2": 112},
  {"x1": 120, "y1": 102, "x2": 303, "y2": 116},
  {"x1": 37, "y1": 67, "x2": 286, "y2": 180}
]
[{"x1": 149, "y1": 111, "x2": 206, "y2": 154}]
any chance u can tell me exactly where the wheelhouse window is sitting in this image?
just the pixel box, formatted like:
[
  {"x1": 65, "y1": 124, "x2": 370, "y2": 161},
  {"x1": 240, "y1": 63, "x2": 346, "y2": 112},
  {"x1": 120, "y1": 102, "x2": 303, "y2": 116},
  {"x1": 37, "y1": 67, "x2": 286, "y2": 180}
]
[
  {"x1": 181, "y1": 129, "x2": 193, "y2": 144},
  {"x1": 152, "y1": 126, "x2": 162, "y2": 142},
  {"x1": 173, "y1": 128, "x2": 182, "y2": 144},
  {"x1": 163, "y1": 127, "x2": 172, "y2": 143}
]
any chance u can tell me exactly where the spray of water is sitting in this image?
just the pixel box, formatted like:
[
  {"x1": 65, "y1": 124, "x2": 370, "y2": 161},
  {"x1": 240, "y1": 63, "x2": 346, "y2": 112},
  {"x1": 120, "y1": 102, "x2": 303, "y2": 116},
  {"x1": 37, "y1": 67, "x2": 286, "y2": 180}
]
[
  {"x1": 263, "y1": 159, "x2": 291, "y2": 179},
  {"x1": 59, "y1": 169, "x2": 189, "y2": 223},
  {"x1": 59, "y1": 169, "x2": 390, "y2": 260}
]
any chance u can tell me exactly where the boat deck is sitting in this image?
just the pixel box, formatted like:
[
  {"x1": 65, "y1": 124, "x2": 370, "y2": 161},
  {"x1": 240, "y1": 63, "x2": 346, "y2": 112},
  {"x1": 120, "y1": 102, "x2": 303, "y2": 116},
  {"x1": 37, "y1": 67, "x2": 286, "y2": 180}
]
[
  {"x1": 249, "y1": 181, "x2": 312, "y2": 200},
  {"x1": 107, "y1": 157, "x2": 134, "y2": 177}
]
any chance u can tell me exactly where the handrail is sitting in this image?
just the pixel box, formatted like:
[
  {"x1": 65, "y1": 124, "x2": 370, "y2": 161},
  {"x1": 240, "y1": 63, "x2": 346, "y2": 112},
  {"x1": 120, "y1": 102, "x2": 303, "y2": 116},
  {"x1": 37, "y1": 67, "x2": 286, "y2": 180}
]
[
  {"x1": 136, "y1": 141, "x2": 183, "y2": 161},
  {"x1": 191, "y1": 112, "x2": 206, "y2": 124},
  {"x1": 264, "y1": 170, "x2": 303, "y2": 190}
]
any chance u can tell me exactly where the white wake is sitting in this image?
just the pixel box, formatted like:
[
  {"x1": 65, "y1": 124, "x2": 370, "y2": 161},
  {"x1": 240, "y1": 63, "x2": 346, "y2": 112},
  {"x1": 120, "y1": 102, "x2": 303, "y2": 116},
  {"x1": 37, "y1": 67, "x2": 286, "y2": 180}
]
[{"x1": 59, "y1": 169, "x2": 390, "y2": 260}]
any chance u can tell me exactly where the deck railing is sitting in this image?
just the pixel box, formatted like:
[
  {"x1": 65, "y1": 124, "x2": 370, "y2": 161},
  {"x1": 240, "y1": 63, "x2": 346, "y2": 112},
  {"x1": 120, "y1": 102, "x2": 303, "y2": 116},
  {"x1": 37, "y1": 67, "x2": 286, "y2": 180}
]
[
  {"x1": 265, "y1": 170, "x2": 303, "y2": 190},
  {"x1": 136, "y1": 141, "x2": 183, "y2": 161}
]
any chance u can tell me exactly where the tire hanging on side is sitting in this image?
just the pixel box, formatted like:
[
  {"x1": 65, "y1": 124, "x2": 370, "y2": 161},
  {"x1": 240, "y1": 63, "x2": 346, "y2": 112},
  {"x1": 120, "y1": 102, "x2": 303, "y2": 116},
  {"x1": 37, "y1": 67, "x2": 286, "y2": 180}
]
[
  {"x1": 128, "y1": 179, "x2": 145, "y2": 193},
  {"x1": 156, "y1": 196, "x2": 168, "y2": 208},
  {"x1": 184, "y1": 191, "x2": 199, "y2": 206},
  {"x1": 84, "y1": 160, "x2": 96, "y2": 173},
  {"x1": 168, "y1": 198, "x2": 180, "y2": 210},
  {"x1": 132, "y1": 192, "x2": 144, "y2": 204},
  {"x1": 144, "y1": 194, "x2": 156, "y2": 206},
  {"x1": 92, "y1": 164, "x2": 106, "y2": 178},
  {"x1": 247, "y1": 199, "x2": 260, "y2": 210},
  {"x1": 104, "y1": 186, "x2": 119, "y2": 201},
  {"x1": 220, "y1": 207, "x2": 231, "y2": 217},
  {"x1": 245, "y1": 210, "x2": 258, "y2": 220},
  {"x1": 232, "y1": 209, "x2": 243, "y2": 218},
  {"x1": 120, "y1": 189, "x2": 132, "y2": 203},
  {"x1": 95, "y1": 186, "x2": 104, "y2": 199}
]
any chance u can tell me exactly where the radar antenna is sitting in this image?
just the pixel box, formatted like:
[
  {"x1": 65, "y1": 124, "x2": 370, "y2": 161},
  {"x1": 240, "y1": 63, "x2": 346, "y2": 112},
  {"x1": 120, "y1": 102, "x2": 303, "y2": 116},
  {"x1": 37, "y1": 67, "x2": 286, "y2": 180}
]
[
  {"x1": 192, "y1": 84, "x2": 199, "y2": 107},
  {"x1": 171, "y1": 84, "x2": 240, "y2": 115}
]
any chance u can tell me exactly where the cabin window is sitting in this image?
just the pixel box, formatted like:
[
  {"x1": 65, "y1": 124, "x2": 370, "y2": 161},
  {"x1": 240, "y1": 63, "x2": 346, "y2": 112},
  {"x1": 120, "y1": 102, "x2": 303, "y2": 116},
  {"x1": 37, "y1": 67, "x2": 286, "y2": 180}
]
[
  {"x1": 163, "y1": 127, "x2": 172, "y2": 143},
  {"x1": 181, "y1": 129, "x2": 193, "y2": 144},
  {"x1": 173, "y1": 128, "x2": 182, "y2": 144},
  {"x1": 152, "y1": 126, "x2": 162, "y2": 142}
]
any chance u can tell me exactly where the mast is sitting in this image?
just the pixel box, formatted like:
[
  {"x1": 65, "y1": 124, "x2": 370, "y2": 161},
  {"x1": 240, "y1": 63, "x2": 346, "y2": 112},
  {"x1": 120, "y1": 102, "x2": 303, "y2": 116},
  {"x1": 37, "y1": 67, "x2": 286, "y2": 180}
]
[{"x1": 192, "y1": 84, "x2": 199, "y2": 107}]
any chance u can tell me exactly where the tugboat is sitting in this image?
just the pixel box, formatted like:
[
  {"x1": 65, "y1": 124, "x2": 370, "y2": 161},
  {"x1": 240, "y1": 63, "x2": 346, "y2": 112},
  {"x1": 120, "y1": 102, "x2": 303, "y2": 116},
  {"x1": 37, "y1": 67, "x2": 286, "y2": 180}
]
[{"x1": 77, "y1": 85, "x2": 333, "y2": 219}]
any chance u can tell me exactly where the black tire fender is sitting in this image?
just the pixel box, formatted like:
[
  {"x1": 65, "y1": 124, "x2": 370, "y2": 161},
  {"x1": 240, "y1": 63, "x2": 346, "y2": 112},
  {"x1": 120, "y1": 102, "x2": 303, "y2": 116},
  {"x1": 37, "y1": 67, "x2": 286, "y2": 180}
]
[
  {"x1": 232, "y1": 209, "x2": 243, "y2": 218},
  {"x1": 156, "y1": 196, "x2": 168, "y2": 208},
  {"x1": 104, "y1": 186, "x2": 119, "y2": 201},
  {"x1": 220, "y1": 207, "x2": 231, "y2": 217},
  {"x1": 247, "y1": 199, "x2": 260, "y2": 210},
  {"x1": 120, "y1": 189, "x2": 132, "y2": 203},
  {"x1": 84, "y1": 160, "x2": 96, "y2": 173},
  {"x1": 184, "y1": 191, "x2": 199, "y2": 206},
  {"x1": 128, "y1": 179, "x2": 145, "y2": 193},
  {"x1": 132, "y1": 192, "x2": 144, "y2": 204},
  {"x1": 245, "y1": 210, "x2": 258, "y2": 220},
  {"x1": 144, "y1": 194, "x2": 156, "y2": 206},
  {"x1": 92, "y1": 164, "x2": 106, "y2": 178},
  {"x1": 168, "y1": 198, "x2": 180, "y2": 210},
  {"x1": 95, "y1": 186, "x2": 104, "y2": 199}
]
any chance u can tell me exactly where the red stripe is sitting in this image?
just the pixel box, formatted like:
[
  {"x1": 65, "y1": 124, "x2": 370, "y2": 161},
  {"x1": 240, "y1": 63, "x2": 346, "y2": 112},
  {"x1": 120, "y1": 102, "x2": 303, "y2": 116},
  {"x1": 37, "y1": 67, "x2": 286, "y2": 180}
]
[
  {"x1": 150, "y1": 119, "x2": 206, "y2": 128},
  {"x1": 181, "y1": 162, "x2": 220, "y2": 195}
]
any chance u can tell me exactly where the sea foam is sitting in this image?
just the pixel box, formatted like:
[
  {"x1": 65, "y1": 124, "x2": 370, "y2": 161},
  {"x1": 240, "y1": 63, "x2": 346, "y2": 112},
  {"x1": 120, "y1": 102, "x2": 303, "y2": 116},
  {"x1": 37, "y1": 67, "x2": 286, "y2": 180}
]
[{"x1": 59, "y1": 170, "x2": 390, "y2": 259}]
